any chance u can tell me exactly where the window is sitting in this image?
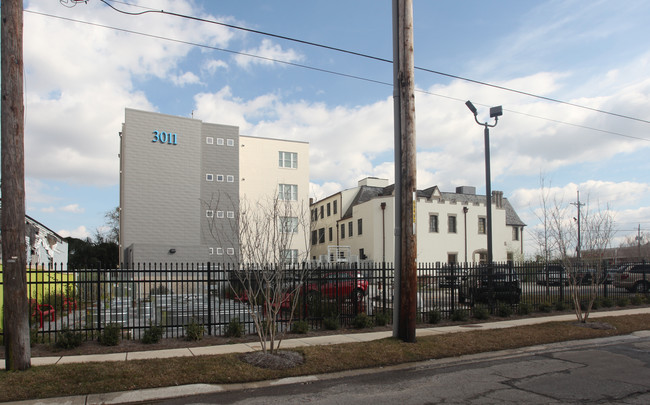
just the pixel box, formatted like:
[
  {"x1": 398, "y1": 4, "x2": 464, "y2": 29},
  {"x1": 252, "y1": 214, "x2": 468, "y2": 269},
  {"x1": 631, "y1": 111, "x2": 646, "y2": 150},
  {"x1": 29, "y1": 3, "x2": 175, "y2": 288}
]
[
  {"x1": 216, "y1": 138, "x2": 224, "y2": 145},
  {"x1": 206, "y1": 210, "x2": 214, "y2": 218},
  {"x1": 216, "y1": 211, "x2": 224, "y2": 218},
  {"x1": 318, "y1": 228, "x2": 325, "y2": 244},
  {"x1": 429, "y1": 214, "x2": 439, "y2": 233},
  {"x1": 333, "y1": 200, "x2": 338, "y2": 215},
  {"x1": 359, "y1": 248, "x2": 366, "y2": 260},
  {"x1": 448, "y1": 215, "x2": 457, "y2": 234},
  {"x1": 279, "y1": 151, "x2": 298, "y2": 168},
  {"x1": 227, "y1": 211, "x2": 235, "y2": 219},
  {"x1": 448, "y1": 253, "x2": 458, "y2": 264},
  {"x1": 327, "y1": 203, "x2": 331, "y2": 217},
  {"x1": 278, "y1": 184, "x2": 298, "y2": 201},
  {"x1": 311, "y1": 230, "x2": 318, "y2": 245},
  {"x1": 348, "y1": 221, "x2": 353, "y2": 237},
  {"x1": 341, "y1": 223, "x2": 346, "y2": 239},
  {"x1": 216, "y1": 247, "x2": 223, "y2": 255},
  {"x1": 279, "y1": 216, "x2": 298, "y2": 233},
  {"x1": 216, "y1": 174, "x2": 224, "y2": 182},
  {"x1": 282, "y1": 249, "x2": 298, "y2": 264},
  {"x1": 206, "y1": 137, "x2": 214, "y2": 145},
  {"x1": 226, "y1": 247, "x2": 234, "y2": 256},
  {"x1": 227, "y1": 138, "x2": 234, "y2": 146},
  {"x1": 478, "y1": 217, "x2": 486, "y2": 234},
  {"x1": 206, "y1": 174, "x2": 214, "y2": 181},
  {"x1": 357, "y1": 219, "x2": 363, "y2": 236},
  {"x1": 328, "y1": 227, "x2": 333, "y2": 242},
  {"x1": 512, "y1": 227, "x2": 519, "y2": 241},
  {"x1": 312, "y1": 209, "x2": 317, "y2": 222},
  {"x1": 226, "y1": 175, "x2": 234, "y2": 183}
]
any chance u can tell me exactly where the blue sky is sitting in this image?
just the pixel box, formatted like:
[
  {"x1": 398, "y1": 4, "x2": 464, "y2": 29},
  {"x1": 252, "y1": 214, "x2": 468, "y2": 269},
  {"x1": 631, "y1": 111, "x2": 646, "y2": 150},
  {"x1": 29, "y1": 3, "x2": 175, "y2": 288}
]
[{"x1": 15, "y1": 0, "x2": 650, "y2": 257}]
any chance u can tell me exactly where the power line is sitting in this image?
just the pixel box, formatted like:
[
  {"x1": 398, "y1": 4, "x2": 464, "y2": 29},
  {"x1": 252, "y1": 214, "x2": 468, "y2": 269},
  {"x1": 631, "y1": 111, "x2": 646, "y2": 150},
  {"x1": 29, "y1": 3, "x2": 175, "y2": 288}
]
[
  {"x1": 95, "y1": 0, "x2": 650, "y2": 126},
  {"x1": 26, "y1": 8, "x2": 650, "y2": 143}
]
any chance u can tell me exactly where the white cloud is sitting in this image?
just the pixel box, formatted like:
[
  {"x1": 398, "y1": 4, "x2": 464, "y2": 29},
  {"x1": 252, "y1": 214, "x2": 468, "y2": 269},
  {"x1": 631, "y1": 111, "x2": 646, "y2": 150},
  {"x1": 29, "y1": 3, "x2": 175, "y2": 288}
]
[
  {"x1": 234, "y1": 39, "x2": 304, "y2": 69},
  {"x1": 60, "y1": 204, "x2": 85, "y2": 214},
  {"x1": 171, "y1": 71, "x2": 202, "y2": 87},
  {"x1": 57, "y1": 225, "x2": 91, "y2": 239}
]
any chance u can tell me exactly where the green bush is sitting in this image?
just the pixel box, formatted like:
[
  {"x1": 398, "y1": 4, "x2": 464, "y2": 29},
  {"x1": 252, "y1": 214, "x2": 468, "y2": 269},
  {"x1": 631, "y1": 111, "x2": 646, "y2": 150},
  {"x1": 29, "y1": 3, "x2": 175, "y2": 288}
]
[
  {"x1": 538, "y1": 302, "x2": 553, "y2": 313},
  {"x1": 496, "y1": 303, "x2": 513, "y2": 318},
  {"x1": 451, "y1": 309, "x2": 468, "y2": 322},
  {"x1": 185, "y1": 318, "x2": 205, "y2": 341},
  {"x1": 616, "y1": 297, "x2": 629, "y2": 307},
  {"x1": 291, "y1": 320, "x2": 309, "y2": 334},
  {"x1": 517, "y1": 302, "x2": 532, "y2": 315},
  {"x1": 600, "y1": 297, "x2": 614, "y2": 308},
  {"x1": 554, "y1": 301, "x2": 567, "y2": 311},
  {"x1": 56, "y1": 326, "x2": 84, "y2": 349},
  {"x1": 591, "y1": 298, "x2": 601, "y2": 310},
  {"x1": 141, "y1": 324, "x2": 163, "y2": 344},
  {"x1": 225, "y1": 318, "x2": 243, "y2": 338},
  {"x1": 427, "y1": 309, "x2": 442, "y2": 324},
  {"x1": 323, "y1": 316, "x2": 340, "y2": 330},
  {"x1": 375, "y1": 312, "x2": 390, "y2": 326},
  {"x1": 353, "y1": 313, "x2": 374, "y2": 329},
  {"x1": 98, "y1": 323, "x2": 121, "y2": 346},
  {"x1": 472, "y1": 306, "x2": 490, "y2": 320},
  {"x1": 631, "y1": 294, "x2": 644, "y2": 305}
]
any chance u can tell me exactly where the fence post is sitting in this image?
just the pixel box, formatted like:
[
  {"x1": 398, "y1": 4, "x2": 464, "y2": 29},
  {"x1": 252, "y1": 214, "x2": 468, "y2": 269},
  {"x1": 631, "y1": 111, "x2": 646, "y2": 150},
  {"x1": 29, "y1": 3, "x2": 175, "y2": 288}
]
[
  {"x1": 207, "y1": 262, "x2": 212, "y2": 336},
  {"x1": 450, "y1": 263, "x2": 456, "y2": 314},
  {"x1": 96, "y1": 265, "x2": 102, "y2": 332}
]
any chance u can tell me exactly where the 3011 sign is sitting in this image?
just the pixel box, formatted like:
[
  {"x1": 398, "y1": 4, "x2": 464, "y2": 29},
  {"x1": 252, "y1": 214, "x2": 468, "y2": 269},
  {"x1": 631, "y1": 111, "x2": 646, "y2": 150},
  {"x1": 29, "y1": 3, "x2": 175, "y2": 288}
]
[{"x1": 152, "y1": 130, "x2": 178, "y2": 145}]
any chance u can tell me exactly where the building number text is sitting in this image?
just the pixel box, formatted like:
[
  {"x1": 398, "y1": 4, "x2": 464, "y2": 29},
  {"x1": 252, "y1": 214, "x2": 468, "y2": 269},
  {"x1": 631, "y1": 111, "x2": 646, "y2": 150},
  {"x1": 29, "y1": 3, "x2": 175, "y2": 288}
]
[{"x1": 152, "y1": 130, "x2": 178, "y2": 145}]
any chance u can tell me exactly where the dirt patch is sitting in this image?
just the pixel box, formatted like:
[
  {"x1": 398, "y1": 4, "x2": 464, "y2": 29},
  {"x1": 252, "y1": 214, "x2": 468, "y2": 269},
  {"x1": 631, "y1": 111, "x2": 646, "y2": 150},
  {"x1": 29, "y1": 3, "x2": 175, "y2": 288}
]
[
  {"x1": 240, "y1": 350, "x2": 304, "y2": 369},
  {"x1": 572, "y1": 321, "x2": 616, "y2": 330}
]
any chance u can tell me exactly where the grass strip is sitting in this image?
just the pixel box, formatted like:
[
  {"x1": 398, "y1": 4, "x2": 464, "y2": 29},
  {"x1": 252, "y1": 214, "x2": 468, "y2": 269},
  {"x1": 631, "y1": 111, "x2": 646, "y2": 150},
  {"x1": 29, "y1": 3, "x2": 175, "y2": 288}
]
[{"x1": 1, "y1": 314, "x2": 648, "y2": 402}]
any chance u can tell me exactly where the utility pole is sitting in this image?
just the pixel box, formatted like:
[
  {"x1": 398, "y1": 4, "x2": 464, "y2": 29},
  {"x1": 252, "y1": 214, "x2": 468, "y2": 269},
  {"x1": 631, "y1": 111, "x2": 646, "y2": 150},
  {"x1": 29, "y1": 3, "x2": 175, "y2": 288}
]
[
  {"x1": 571, "y1": 191, "x2": 585, "y2": 261},
  {"x1": 2, "y1": 0, "x2": 31, "y2": 370},
  {"x1": 392, "y1": 0, "x2": 417, "y2": 343}
]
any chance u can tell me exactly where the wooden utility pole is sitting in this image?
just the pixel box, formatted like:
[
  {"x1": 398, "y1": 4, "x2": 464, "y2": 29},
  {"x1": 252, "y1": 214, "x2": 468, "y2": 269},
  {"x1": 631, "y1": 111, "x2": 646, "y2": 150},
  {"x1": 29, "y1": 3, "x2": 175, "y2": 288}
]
[
  {"x1": 392, "y1": 0, "x2": 417, "y2": 343},
  {"x1": 2, "y1": 0, "x2": 31, "y2": 370}
]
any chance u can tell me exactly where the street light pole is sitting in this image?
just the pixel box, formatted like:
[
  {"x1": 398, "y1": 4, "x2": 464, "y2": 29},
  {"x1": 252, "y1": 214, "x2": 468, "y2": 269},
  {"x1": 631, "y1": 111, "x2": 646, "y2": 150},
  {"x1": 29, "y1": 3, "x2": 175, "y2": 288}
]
[{"x1": 466, "y1": 101, "x2": 502, "y2": 265}]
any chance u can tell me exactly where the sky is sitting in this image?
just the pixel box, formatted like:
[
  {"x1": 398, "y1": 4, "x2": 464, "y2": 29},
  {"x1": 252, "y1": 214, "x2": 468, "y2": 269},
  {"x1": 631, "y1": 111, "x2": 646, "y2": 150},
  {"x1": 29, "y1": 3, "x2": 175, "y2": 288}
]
[{"x1": 10, "y1": 0, "x2": 650, "y2": 258}]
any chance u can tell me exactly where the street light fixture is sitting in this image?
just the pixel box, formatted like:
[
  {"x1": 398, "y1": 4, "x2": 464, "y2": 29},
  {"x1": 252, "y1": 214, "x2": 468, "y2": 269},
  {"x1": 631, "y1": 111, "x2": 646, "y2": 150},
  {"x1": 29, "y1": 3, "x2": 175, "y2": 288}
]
[{"x1": 466, "y1": 100, "x2": 502, "y2": 264}]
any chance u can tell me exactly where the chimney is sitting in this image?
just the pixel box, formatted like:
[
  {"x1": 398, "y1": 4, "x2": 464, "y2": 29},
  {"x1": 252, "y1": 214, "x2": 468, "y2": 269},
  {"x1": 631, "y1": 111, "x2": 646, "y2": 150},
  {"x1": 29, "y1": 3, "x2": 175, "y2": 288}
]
[{"x1": 492, "y1": 191, "x2": 504, "y2": 208}]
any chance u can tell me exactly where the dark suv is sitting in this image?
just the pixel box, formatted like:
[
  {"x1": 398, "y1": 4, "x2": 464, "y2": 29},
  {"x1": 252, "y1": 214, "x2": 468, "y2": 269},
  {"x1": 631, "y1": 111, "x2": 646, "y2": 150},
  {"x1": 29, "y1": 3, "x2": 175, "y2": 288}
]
[{"x1": 459, "y1": 264, "x2": 521, "y2": 306}]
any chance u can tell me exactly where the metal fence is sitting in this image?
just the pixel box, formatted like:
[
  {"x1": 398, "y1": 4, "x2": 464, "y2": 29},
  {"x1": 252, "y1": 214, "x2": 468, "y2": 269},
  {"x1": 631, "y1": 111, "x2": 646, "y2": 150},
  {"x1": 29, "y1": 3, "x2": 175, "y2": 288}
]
[{"x1": 2, "y1": 260, "x2": 648, "y2": 343}]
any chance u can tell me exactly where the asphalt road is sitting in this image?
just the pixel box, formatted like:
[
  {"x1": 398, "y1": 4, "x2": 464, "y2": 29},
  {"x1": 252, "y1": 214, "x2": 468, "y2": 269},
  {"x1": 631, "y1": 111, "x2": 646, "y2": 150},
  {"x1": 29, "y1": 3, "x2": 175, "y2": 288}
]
[{"x1": 154, "y1": 331, "x2": 650, "y2": 405}]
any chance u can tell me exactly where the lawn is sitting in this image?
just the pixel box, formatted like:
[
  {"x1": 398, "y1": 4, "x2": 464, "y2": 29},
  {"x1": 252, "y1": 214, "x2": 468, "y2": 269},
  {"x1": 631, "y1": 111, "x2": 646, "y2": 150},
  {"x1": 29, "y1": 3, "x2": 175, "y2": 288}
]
[{"x1": 1, "y1": 313, "x2": 649, "y2": 402}]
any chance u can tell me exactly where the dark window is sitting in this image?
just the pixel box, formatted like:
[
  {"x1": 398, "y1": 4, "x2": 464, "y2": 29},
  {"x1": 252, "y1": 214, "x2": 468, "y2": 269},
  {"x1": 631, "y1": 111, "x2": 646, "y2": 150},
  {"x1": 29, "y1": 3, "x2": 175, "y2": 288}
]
[
  {"x1": 318, "y1": 228, "x2": 325, "y2": 244},
  {"x1": 429, "y1": 214, "x2": 439, "y2": 233},
  {"x1": 448, "y1": 215, "x2": 457, "y2": 233},
  {"x1": 311, "y1": 230, "x2": 317, "y2": 245},
  {"x1": 327, "y1": 203, "x2": 331, "y2": 217},
  {"x1": 320, "y1": 206, "x2": 324, "y2": 219},
  {"x1": 328, "y1": 227, "x2": 333, "y2": 242},
  {"x1": 478, "y1": 218, "x2": 486, "y2": 234},
  {"x1": 348, "y1": 221, "x2": 353, "y2": 237},
  {"x1": 341, "y1": 223, "x2": 346, "y2": 239},
  {"x1": 333, "y1": 200, "x2": 338, "y2": 215},
  {"x1": 357, "y1": 218, "x2": 363, "y2": 235}
]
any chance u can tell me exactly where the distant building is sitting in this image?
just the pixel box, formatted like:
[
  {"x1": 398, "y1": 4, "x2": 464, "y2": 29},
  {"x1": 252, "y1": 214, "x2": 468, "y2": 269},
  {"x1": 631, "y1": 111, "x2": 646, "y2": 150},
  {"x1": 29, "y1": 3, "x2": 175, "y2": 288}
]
[
  {"x1": 310, "y1": 178, "x2": 525, "y2": 264},
  {"x1": 119, "y1": 109, "x2": 309, "y2": 265}
]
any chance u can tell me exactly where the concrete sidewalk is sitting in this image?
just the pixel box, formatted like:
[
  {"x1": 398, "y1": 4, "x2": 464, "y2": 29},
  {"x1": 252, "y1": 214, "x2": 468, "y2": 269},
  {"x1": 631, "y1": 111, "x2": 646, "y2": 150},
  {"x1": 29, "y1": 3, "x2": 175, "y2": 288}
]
[
  {"x1": 4, "y1": 307, "x2": 650, "y2": 370},
  {"x1": 4, "y1": 307, "x2": 650, "y2": 404}
]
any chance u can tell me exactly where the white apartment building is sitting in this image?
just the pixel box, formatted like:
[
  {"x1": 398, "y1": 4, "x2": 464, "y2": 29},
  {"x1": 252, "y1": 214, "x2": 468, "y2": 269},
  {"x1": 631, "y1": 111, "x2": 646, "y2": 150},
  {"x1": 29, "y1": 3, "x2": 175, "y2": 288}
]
[
  {"x1": 119, "y1": 109, "x2": 309, "y2": 265},
  {"x1": 310, "y1": 178, "x2": 525, "y2": 264}
]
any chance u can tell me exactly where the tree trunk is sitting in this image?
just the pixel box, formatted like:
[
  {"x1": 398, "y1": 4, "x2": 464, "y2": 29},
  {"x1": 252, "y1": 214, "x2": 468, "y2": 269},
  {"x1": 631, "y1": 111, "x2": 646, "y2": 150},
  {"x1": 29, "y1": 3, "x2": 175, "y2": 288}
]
[{"x1": 2, "y1": 0, "x2": 31, "y2": 370}]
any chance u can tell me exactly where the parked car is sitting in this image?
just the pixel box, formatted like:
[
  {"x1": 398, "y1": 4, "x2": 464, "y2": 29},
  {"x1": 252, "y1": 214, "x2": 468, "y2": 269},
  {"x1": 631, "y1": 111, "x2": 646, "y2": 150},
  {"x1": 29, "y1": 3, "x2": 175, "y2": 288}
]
[
  {"x1": 613, "y1": 263, "x2": 650, "y2": 293},
  {"x1": 458, "y1": 264, "x2": 521, "y2": 306},
  {"x1": 603, "y1": 265, "x2": 626, "y2": 285},
  {"x1": 305, "y1": 271, "x2": 369, "y2": 301},
  {"x1": 437, "y1": 267, "x2": 468, "y2": 288},
  {"x1": 536, "y1": 264, "x2": 568, "y2": 286}
]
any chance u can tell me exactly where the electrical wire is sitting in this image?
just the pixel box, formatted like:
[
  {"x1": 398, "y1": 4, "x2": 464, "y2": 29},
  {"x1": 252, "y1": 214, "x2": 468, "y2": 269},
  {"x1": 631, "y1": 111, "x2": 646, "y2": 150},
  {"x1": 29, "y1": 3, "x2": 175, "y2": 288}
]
[
  {"x1": 25, "y1": 8, "x2": 650, "y2": 143},
  {"x1": 97, "y1": 0, "x2": 650, "y2": 126}
]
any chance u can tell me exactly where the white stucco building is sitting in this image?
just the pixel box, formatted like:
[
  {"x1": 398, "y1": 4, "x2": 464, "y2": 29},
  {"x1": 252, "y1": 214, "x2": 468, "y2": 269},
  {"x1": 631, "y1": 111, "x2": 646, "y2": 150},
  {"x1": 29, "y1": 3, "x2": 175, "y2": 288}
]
[{"x1": 310, "y1": 178, "x2": 525, "y2": 264}]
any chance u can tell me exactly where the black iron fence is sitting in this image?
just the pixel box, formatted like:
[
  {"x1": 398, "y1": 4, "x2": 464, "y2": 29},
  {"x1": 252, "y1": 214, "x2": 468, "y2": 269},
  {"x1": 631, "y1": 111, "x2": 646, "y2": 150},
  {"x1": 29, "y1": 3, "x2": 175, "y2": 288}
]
[{"x1": 1, "y1": 260, "x2": 648, "y2": 343}]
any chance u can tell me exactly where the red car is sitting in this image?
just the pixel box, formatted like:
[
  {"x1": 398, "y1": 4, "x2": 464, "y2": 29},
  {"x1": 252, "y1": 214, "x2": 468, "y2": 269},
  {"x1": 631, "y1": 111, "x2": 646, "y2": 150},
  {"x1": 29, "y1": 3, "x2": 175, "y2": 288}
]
[{"x1": 306, "y1": 271, "x2": 369, "y2": 301}]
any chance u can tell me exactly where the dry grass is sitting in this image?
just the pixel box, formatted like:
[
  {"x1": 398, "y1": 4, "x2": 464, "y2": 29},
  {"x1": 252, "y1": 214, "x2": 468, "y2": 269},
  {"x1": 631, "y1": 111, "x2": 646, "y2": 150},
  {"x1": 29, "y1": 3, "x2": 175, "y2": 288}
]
[{"x1": 1, "y1": 314, "x2": 649, "y2": 402}]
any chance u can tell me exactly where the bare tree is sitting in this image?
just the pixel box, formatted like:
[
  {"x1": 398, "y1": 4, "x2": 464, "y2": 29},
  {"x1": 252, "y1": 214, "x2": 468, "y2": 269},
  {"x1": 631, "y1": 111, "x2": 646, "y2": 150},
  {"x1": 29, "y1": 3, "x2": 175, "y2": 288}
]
[{"x1": 204, "y1": 191, "x2": 312, "y2": 354}]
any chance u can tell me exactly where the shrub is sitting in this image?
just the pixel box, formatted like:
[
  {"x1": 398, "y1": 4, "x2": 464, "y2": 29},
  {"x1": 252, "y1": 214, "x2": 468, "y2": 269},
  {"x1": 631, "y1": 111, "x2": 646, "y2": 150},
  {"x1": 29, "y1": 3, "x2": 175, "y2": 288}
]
[
  {"x1": 538, "y1": 302, "x2": 553, "y2": 313},
  {"x1": 323, "y1": 316, "x2": 340, "y2": 330},
  {"x1": 631, "y1": 294, "x2": 644, "y2": 305},
  {"x1": 185, "y1": 318, "x2": 205, "y2": 341},
  {"x1": 375, "y1": 312, "x2": 390, "y2": 326},
  {"x1": 98, "y1": 323, "x2": 121, "y2": 346},
  {"x1": 496, "y1": 303, "x2": 513, "y2": 318},
  {"x1": 291, "y1": 320, "x2": 309, "y2": 334},
  {"x1": 353, "y1": 313, "x2": 374, "y2": 329},
  {"x1": 616, "y1": 297, "x2": 629, "y2": 307},
  {"x1": 427, "y1": 309, "x2": 441, "y2": 324},
  {"x1": 591, "y1": 298, "x2": 601, "y2": 310},
  {"x1": 225, "y1": 318, "x2": 243, "y2": 338},
  {"x1": 451, "y1": 309, "x2": 468, "y2": 322},
  {"x1": 141, "y1": 324, "x2": 163, "y2": 344},
  {"x1": 472, "y1": 306, "x2": 489, "y2": 320},
  {"x1": 517, "y1": 302, "x2": 532, "y2": 316},
  {"x1": 600, "y1": 297, "x2": 614, "y2": 308},
  {"x1": 56, "y1": 326, "x2": 84, "y2": 349},
  {"x1": 554, "y1": 301, "x2": 567, "y2": 311}
]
